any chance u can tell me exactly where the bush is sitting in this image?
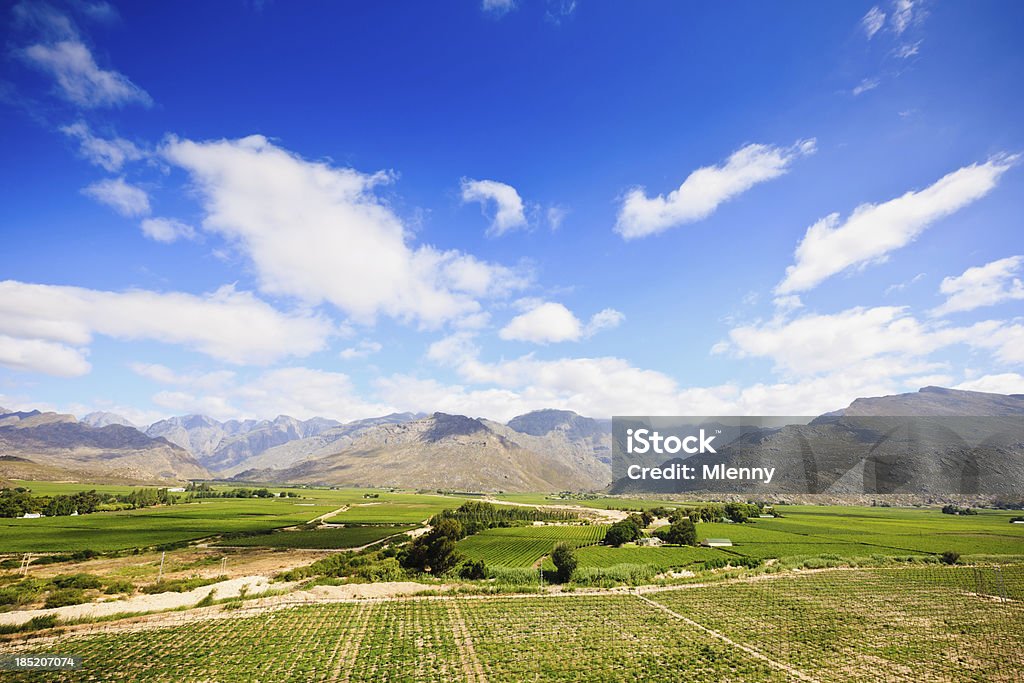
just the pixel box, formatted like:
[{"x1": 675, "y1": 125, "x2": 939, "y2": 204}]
[
  {"x1": 459, "y1": 559, "x2": 487, "y2": 580},
  {"x1": 571, "y1": 564, "x2": 657, "y2": 586},
  {"x1": 52, "y1": 573, "x2": 103, "y2": 590},
  {"x1": 104, "y1": 579, "x2": 134, "y2": 595},
  {"x1": 551, "y1": 543, "x2": 577, "y2": 583},
  {"x1": 44, "y1": 588, "x2": 87, "y2": 608},
  {"x1": 939, "y1": 550, "x2": 960, "y2": 565}
]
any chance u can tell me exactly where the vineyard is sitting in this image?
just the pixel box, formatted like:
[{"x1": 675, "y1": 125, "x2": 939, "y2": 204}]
[
  {"x1": 456, "y1": 524, "x2": 607, "y2": 567},
  {"x1": 3, "y1": 566, "x2": 1021, "y2": 681},
  {"x1": 213, "y1": 524, "x2": 416, "y2": 549}
]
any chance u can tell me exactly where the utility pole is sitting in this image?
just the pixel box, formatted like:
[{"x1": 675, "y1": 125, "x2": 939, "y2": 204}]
[{"x1": 158, "y1": 551, "x2": 166, "y2": 582}]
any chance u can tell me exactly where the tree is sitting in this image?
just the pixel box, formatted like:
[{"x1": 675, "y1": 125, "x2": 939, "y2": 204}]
[
  {"x1": 400, "y1": 517, "x2": 464, "y2": 574},
  {"x1": 551, "y1": 543, "x2": 577, "y2": 583},
  {"x1": 658, "y1": 518, "x2": 697, "y2": 546},
  {"x1": 604, "y1": 519, "x2": 642, "y2": 547},
  {"x1": 940, "y1": 550, "x2": 960, "y2": 565}
]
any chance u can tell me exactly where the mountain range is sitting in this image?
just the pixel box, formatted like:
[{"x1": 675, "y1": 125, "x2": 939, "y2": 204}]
[{"x1": 1, "y1": 386, "x2": 1022, "y2": 494}]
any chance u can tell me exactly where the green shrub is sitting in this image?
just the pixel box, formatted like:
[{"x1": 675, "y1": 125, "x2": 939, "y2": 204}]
[
  {"x1": 52, "y1": 573, "x2": 103, "y2": 590},
  {"x1": 44, "y1": 588, "x2": 87, "y2": 608},
  {"x1": 571, "y1": 563, "x2": 657, "y2": 586},
  {"x1": 940, "y1": 550, "x2": 960, "y2": 565}
]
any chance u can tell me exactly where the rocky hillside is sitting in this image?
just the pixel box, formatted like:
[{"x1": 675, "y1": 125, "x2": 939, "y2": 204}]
[
  {"x1": 218, "y1": 413, "x2": 423, "y2": 477},
  {"x1": 0, "y1": 409, "x2": 210, "y2": 483},
  {"x1": 145, "y1": 414, "x2": 343, "y2": 473},
  {"x1": 235, "y1": 412, "x2": 609, "y2": 492},
  {"x1": 611, "y1": 387, "x2": 1024, "y2": 496}
]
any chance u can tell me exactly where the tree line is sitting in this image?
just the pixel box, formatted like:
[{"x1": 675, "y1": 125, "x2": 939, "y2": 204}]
[{"x1": 0, "y1": 487, "x2": 177, "y2": 518}]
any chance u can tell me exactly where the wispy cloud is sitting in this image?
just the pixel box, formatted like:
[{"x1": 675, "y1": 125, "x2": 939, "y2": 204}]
[
  {"x1": 777, "y1": 155, "x2": 1017, "y2": 294},
  {"x1": 482, "y1": 0, "x2": 517, "y2": 17},
  {"x1": 615, "y1": 139, "x2": 816, "y2": 239},
  {"x1": 60, "y1": 121, "x2": 144, "y2": 171},
  {"x1": 140, "y1": 217, "x2": 197, "y2": 243},
  {"x1": 852, "y1": 77, "x2": 880, "y2": 96},
  {"x1": 82, "y1": 177, "x2": 150, "y2": 217},
  {"x1": 861, "y1": 6, "x2": 886, "y2": 39}
]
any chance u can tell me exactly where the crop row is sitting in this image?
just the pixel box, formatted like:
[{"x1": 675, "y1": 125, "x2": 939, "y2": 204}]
[{"x1": 457, "y1": 525, "x2": 607, "y2": 567}]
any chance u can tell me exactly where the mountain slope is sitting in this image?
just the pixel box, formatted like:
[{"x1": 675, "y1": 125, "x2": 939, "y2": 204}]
[
  {"x1": 611, "y1": 387, "x2": 1024, "y2": 496},
  {"x1": 219, "y1": 412, "x2": 423, "y2": 477},
  {"x1": 235, "y1": 412, "x2": 607, "y2": 492},
  {"x1": 145, "y1": 414, "x2": 343, "y2": 473},
  {"x1": 0, "y1": 409, "x2": 210, "y2": 483}
]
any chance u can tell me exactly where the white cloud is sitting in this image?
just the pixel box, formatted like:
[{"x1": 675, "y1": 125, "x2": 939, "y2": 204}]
[
  {"x1": 891, "y1": 0, "x2": 918, "y2": 35},
  {"x1": 615, "y1": 139, "x2": 817, "y2": 239},
  {"x1": 460, "y1": 178, "x2": 528, "y2": 236},
  {"x1": 894, "y1": 40, "x2": 922, "y2": 58},
  {"x1": 482, "y1": 0, "x2": 516, "y2": 16},
  {"x1": 954, "y1": 373, "x2": 1024, "y2": 395},
  {"x1": 585, "y1": 308, "x2": 625, "y2": 336},
  {"x1": 147, "y1": 366, "x2": 391, "y2": 422},
  {"x1": 852, "y1": 77, "x2": 880, "y2": 96},
  {"x1": 60, "y1": 121, "x2": 143, "y2": 171},
  {"x1": 21, "y1": 39, "x2": 151, "y2": 108},
  {"x1": 0, "y1": 334, "x2": 91, "y2": 377},
  {"x1": 931, "y1": 256, "x2": 1024, "y2": 316},
  {"x1": 0, "y1": 281, "x2": 332, "y2": 373},
  {"x1": 163, "y1": 135, "x2": 527, "y2": 327},
  {"x1": 500, "y1": 302, "x2": 582, "y2": 344},
  {"x1": 719, "y1": 305, "x2": 1024, "y2": 389},
  {"x1": 390, "y1": 346, "x2": 923, "y2": 420},
  {"x1": 83, "y1": 177, "x2": 150, "y2": 217},
  {"x1": 498, "y1": 302, "x2": 624, "y2": 344},
  {"x1": 777, "y1": 155, "x2": 1017, "y2": 294},
  {"x1": 861, "y1": 6, "x2": 886, "y2": 38},
  {"x1": 546, "y1": 205, "x2": 568, "y2": 230},
  {"x1": 129, "y1": 362, "x2": 235, "y2": 391},
  {"x1": 339, "y1": 340, "x2": 382, "y2": 360},
  {"x1": 140, "y1": 217, "x2": 197, "y2": 243}
]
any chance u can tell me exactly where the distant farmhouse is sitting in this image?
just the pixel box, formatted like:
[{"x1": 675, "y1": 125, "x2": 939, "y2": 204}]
[{"x1": 701, "y1": 538, "x2": 733, "y2": 547}]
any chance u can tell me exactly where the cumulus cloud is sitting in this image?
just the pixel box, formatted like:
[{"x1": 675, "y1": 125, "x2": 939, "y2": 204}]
[
  {"x1": 163, "y1": 135, "x2": 527, "y2": 327},
  {"x1": 388, "y1": 344, "x2": 926, "y2": 420},
  {"x1": 499, "y1": 302, "x2": 624, "y2": 344},
  {"x1": 460, "y1": 178, "x2": 528, "y2": 236},
  {"x1": 60, "y1": 121, "x2": 144, "y2": 171},
  {"x1": 931, "y1": 256, "x2": 1024, "y2": 316},
  {"x1": 717, "y1": 304, "x2": 1022, "y2": 379},
  {"x1": 140, "y1": 217, "x2": 197, "y2": 243},
  {"x1": 954, "y1": 373, "x2": 1024, "y2": 395},
  {"x1": 861, "y1": 6, "x2": 886, "y2": 38},
  {"x1": 82, "y1": 177, "x2": 150, "y2": 217},
  {"x1": 0, "y1": 334, "x2": 91, "y2": 377},
  {"x1": 0, "y1": 281, "x2": 332, "y2": 373},
  {"x1": 615, "y1": 139, "x2": 816, "y2": 239},
  {"x1": 777, "y1": 155, "x2": 1017, "y2": 294},
  {"x1": 141, "y1": 366, "x2": 391, "y2": 422}
]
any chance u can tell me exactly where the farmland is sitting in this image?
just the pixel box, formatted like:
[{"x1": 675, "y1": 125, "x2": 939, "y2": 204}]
[
  {"x1": 456, "y1": 524, "x2": 607, "y2": 567},
  {"x1": 213, "y1": 524, "x2": 417, "y2": 549},
  {"x1": 0, "y1": 483, "x2": 1022, "y2": 681},
  {"x1": 3, "y1": 566, "x2": 1021, "y2": 681}
]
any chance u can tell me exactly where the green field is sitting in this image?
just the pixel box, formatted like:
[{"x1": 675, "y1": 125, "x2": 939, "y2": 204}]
[
  {"x1": 5, "y1": 566, "x2": 1021, "y2": 682},
  {"x1": 0, "y1": 484, "x2": 472, "y2": 554},
  {"x1": 566, "y1": 544, "x2": 727, "y2": 569},
  {"x1": 457, "y1": 525, "x2": 607, "y2": 567},
  {"x1": 214, "y1": 525, "x2": 416, "y2": 549}
]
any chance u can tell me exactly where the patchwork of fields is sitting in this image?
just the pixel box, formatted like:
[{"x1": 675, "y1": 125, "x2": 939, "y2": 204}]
[
  {"x1": 456, "y1": 524, "x2": 607, "y2": 567},
  {"x1": 5, "y1": 567, "x2": 1021, "y2": 681}
]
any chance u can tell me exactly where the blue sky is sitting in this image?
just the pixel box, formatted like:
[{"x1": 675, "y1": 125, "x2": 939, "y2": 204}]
[{"x1": 1, "y1": 0, "x2": 1023, "y2": 424}]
